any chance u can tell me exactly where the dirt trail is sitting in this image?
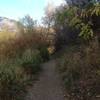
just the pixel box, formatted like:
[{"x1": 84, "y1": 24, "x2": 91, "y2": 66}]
[{"x1": 25, "y1": 60, "x2": 65, "y2": 100}]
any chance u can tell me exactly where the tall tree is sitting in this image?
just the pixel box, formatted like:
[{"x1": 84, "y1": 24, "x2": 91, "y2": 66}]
[
  {"x1": 20, "y1": 15, "x2": 37, "y2": 34},
  {"x1": 42, "y1": 2, "x2": 55, "y2": 29}
]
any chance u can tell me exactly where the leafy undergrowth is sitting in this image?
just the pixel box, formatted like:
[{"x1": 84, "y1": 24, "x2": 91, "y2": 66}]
[
  {"x1": 0, "y1": 33, "x2": 49, "y2": 100},
  {"x1": 57, "y1": 39, "x2": 100, "y2": 100},
  {"x1": 0, "y1": 49, "x2": 42, "y2": 100}
]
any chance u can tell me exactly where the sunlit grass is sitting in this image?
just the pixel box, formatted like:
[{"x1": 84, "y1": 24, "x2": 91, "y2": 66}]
[{"x1": 0, "y1": 31, "x2": 16, "y2": 41}]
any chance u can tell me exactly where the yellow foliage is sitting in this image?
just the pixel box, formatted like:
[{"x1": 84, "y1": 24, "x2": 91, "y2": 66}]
[{"x1": 48, "y1": 46, "x2": 55, "y2": 54}]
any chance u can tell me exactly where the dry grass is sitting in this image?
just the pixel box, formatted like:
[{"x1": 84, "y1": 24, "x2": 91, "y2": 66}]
[
  {"x1": 0, "y1": 32, "x2": 45, "y2": 100},
  {"x1": 57, "y1": 38, "x2": 100, "y2": 100}
]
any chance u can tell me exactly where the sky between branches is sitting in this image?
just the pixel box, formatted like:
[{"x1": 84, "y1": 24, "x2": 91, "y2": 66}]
[{"x1": 0, "y1": 0, "x2": 65, "y2": 22}]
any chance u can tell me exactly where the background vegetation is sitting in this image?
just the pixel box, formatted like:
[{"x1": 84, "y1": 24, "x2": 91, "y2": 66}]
[
  {"x1": 0, "y1": 15, "x2": 50, "y2": 100},
  {"x1": 48, "y1": 0, "x2": 100, "y2": 100},
  {"x1": 0, "y1": 0, "x2": 100, "y2": 100}
]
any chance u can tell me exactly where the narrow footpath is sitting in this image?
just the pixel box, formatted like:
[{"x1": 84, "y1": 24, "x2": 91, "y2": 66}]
[{"x1": 25, "y1": 60, "x2": 65, "y2": 100}]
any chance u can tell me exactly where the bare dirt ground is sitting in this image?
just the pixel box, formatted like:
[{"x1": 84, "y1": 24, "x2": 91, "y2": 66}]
[{"x1": 25, "y1": 60, "x2": 65, "y2": 100}]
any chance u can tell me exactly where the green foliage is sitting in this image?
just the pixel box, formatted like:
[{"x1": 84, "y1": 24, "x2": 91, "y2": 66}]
[
  {"x1": 69, "y1": 10, "x2": 94, "y2": 40},
  {"x1": 69, "y1": 16, "x2": 82, "y2": 28},
  {"x1": 52, "y1": 6, "x2": 80, "y2": 50},
  {"x1": 0, "y1": 48, "x2": 42, "y2": 100},
  {"x1": 79, "y1": 24, "x2": 94, "y2": 39},
  {"x1": 0, "y1": 60, "x2": 27, "y2": 100},
  {"x1": 51, "y1": 1, "x2": 100, "y2": 51},
  {"x1": 91, "y1": 3, "x2": 100, "y2": 16},
  {"x1": 81, "y1": 2, "x2": 100, "y2": 17},
  {"x1": 70, "y1": 19, "x2": 94, "y2": 39},
  {"x1": 69, "y1": 4, "x2": 100, "y2": 40},
  {"x1": 54, "y1": 7, "x2": 77, "y2": 25},
  {"x1": 21, "y1": 49, "x2": 42, "y2": 74}
]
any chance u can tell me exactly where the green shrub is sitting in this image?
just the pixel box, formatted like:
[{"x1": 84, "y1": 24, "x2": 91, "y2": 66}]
[
  {"x1": 21, "y1": 49, "x2": 42, "y2": 75},
  {"x1": 0, "y1": 49, "x2": 42, "y2": 100},
  {"x1": 0, "y1": 61, "x2": 28, "y2": 100}
]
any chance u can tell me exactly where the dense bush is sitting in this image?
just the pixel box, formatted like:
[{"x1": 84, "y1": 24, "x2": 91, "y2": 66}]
[
  {"x1": 0, "y1": 15, "x2": 51, "y2": 99},
  {"x1": 54, "y1": 1, "x2": 100, "y2": 100},
  {"x1": 52, "y1": 6, "x2": 79, "y2": 51},
  {"x1": 0, "y1": 20, "x2": 48, "y2": 99},
  {"x1": 21, "y1": 49, "x2": 42, "y2": 75},
  {"x1": 57, "y1": 38, "x2": 100, "y2": 100},
  {"x1": 0, "y1": 47, "x2": 42, "y2": 100},
  {"x1": 45, "y1": 1, "x2": 100, "y2": 51},
  {"x1": 0, "y1": 59, "x2": 27, "y2": 100}
]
